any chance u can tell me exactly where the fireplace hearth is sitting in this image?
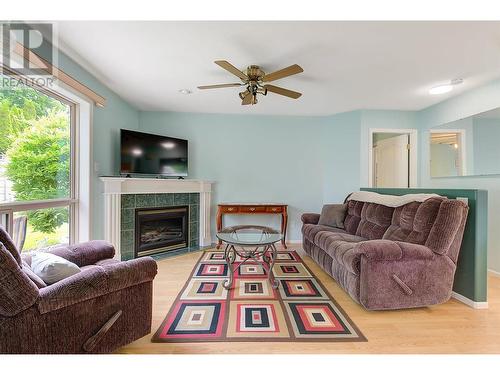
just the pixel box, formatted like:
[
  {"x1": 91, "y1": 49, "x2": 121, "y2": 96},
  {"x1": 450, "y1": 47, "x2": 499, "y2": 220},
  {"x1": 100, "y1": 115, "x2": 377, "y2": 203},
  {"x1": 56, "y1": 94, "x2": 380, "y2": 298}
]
[{"x1": 135, "y1": 206, "x2": 189, "y2": 257}]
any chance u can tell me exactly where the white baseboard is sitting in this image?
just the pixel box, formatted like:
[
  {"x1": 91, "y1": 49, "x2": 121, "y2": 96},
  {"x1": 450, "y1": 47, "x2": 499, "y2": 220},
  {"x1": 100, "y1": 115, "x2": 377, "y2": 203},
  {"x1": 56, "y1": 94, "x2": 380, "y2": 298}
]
[
  {"x1": 488, "y1": 269, "x2": 500, "y2": 277},
  {"x1": 286, "y1": 240, "x2": 302, "y2": 244},
  {"x1": 451, "y1": 291, "x2": 488, "y2": 309}
]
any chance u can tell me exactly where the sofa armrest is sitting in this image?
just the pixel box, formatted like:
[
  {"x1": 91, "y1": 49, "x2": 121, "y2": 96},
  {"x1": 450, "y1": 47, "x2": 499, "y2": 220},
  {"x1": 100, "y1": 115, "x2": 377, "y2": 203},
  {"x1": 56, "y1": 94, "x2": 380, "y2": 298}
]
[
  {"x1": 354, "y1": 240, "x2": 436, "y2": 261},
  {"x1": 301, "y1": 213, "x2": 320, "y2": 225},
  {"x1": 102, "y1": 257, "x2": 157, "y2": 291},
  {"x1": 42, "y1": 240, "x2": 116, "y2": 267},
  {"x1": 37, "y1": 257, "x2": 157, "y2": 314}
]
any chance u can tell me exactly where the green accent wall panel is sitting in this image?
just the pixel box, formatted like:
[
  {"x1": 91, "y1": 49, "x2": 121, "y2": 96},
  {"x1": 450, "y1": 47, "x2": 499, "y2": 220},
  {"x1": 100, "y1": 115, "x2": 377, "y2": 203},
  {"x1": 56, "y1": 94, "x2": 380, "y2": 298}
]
[{"x1": 361, "y1": 187, "x2": 488, "y2": 303}]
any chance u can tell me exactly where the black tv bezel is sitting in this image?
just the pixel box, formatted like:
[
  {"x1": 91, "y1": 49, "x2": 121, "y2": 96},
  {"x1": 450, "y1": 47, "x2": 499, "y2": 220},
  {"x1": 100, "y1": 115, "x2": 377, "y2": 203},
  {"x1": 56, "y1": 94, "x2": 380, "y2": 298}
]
[{"x1": 119, "y1": 129, "x2": 188, "y2": 177}]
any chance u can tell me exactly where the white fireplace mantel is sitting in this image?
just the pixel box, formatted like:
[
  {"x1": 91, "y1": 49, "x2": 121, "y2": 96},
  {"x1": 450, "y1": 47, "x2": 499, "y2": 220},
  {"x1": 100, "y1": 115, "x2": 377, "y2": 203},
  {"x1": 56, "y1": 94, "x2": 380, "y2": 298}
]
[{"x1": 100, "y1": 177, "x2": 213, "y2": 259}]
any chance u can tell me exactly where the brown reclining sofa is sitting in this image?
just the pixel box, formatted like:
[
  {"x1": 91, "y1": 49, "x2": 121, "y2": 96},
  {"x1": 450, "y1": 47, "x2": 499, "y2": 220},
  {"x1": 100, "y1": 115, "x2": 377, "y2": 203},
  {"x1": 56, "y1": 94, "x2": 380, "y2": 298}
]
[{"x1": 301, "y1": 194, "x2": 468, "y2": 310}]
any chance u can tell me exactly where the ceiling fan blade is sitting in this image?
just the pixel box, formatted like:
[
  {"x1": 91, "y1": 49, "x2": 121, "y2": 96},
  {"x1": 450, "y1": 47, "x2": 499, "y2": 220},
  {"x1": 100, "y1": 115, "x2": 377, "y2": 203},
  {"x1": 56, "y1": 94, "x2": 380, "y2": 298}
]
[
  {"x1": 241, "y1": 93, "x2": 253, "y2": 105},
  {"x1": 215, "y1": 60, "x2": 248, "y2": 80},
  {"x1": 198, "y1": 83, "x2": 243, "y2": 90},
  {"x1": 264, "y1": 84, "x2": 302, "y2": 99},
  {"x1": 262, "y1": 64, "x2": 303, "y2": 82}
]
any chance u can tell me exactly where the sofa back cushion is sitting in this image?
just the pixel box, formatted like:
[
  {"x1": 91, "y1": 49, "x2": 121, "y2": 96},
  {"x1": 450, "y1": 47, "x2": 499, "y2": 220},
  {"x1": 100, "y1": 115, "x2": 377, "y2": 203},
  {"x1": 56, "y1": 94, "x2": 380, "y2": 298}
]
[
  {"x1": 0, "y1": 226, "x2": 22, "y2": 267},
  {"x1": 425, "y1": 199, "x2": 468, "y2": 258},
  {"x1": 343, "y1": 194, "x2": 468, "y2": 259},
  {"x1": 355, "y1": 202, "x2": 394, "y2": 240},
  {"x1": 344, "y1": 200, "x2": 364, "y2": 235},
  {"x1": 382, "y1": 198, "x2": 442, "y2": 245},
  {"x1": 0, "y1": 243, "x2": 39, "y2": 317},
  {"x1": 382, "y1": 197, "x2": 468, "y2": 259}
]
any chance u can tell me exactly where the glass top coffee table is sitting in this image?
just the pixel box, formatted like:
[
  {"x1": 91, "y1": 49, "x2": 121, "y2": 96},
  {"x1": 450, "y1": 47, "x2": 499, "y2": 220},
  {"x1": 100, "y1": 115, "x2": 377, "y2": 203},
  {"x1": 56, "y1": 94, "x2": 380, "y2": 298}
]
[{"x1": 216, "y1": 225, "x2": 283, "y2": 290}]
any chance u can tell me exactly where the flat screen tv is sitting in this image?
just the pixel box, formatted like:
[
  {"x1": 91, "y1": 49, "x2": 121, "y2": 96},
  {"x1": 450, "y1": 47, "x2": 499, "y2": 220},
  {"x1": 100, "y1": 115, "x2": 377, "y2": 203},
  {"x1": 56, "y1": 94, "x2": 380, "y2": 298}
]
[{"x1": 120, "y1": 129, "x2": 188, "y2": 176}]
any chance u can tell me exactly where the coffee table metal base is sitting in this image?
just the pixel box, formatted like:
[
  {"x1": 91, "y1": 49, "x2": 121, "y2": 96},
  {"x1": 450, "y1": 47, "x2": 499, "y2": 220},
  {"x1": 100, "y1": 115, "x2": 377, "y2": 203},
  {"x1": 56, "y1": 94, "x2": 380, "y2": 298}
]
[{"x1": 222, "y1": 243, "x2": 279, "y2": 290}]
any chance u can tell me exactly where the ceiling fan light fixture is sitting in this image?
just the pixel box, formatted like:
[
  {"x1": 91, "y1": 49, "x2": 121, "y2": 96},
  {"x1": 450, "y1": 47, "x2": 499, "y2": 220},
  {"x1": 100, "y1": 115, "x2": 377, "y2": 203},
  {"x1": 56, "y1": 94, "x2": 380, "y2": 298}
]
[
  {"x1": 199, "y1": 60, "x2": 304, "y2": 106},
  {"x1": 239, "y1": 90, "x2": 250, "y2": 100}
]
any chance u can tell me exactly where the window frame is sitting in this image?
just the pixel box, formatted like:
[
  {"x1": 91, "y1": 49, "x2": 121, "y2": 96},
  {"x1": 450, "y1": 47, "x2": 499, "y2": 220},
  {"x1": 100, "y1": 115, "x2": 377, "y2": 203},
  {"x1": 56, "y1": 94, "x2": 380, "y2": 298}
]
[{"x1": 0, "y1": 70, "x2": 80, "y2": 247}]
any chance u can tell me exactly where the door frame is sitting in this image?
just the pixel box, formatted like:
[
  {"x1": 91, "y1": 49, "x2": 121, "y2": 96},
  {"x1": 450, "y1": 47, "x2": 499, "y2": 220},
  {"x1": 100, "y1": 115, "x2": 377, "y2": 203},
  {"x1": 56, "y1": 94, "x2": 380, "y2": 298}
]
[{"x1": 368, "y1": 128, "x2": 418, "y2": 188}]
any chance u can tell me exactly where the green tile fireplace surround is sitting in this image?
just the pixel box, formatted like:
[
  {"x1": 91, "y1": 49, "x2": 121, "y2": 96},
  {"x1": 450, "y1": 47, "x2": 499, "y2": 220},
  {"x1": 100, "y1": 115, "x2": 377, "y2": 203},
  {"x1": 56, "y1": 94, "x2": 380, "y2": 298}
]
[{"x1": 120, "y1": 193, "x2": 200, "y2": 260}]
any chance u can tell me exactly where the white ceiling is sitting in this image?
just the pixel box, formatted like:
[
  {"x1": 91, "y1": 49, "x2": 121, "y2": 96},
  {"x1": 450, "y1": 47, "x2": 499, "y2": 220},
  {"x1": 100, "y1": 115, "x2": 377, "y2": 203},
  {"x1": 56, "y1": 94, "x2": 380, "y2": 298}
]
[{"x1": 55, "y1": 21, "x2": 500, "y2": 116}]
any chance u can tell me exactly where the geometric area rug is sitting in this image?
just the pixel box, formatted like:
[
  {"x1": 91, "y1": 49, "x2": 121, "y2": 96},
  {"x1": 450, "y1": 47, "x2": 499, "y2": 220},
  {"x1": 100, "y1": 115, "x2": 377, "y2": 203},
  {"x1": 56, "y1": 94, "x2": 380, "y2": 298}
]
[{"x1": 152, "y1": 249, "x2": 366, "y2": 343}]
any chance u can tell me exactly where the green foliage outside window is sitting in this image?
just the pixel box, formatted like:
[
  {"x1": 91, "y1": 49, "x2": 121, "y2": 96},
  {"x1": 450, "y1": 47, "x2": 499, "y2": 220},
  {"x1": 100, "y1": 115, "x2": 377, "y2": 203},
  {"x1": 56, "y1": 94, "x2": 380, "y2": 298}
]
[{"x1": 0, "y1": 85, "x2": 69, "y2": 234}]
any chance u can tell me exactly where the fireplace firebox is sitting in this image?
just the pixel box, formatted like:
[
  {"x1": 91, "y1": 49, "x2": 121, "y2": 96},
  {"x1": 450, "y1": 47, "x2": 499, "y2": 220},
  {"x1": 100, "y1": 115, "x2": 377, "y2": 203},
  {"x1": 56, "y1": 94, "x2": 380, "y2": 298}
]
[{"x1": 135, "y1": 206, "x2": 189, "y2": 257}]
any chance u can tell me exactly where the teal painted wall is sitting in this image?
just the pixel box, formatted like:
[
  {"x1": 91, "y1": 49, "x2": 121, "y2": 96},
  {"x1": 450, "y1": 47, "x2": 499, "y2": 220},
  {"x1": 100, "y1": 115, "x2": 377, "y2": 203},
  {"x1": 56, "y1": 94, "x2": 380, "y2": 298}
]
[
  {"x1": 55, "y1": 52, "x2": 140, "y2": 239},
  {"x1": 321, "y1": 111, "x2": 362, "y2": 204},
  {"x1": 473, "y1": 118, "x2": 500, "y2": 175},
  {"x1": 138, "y1": 111, "x2": 337, "y2": 240}
]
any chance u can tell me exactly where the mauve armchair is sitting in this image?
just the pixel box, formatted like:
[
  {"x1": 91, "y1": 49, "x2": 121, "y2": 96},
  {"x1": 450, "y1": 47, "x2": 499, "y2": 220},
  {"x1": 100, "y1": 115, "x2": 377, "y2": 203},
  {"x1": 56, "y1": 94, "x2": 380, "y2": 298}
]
[{"x1": 0, "y1": 227, "x2": 157, "y2": 354}]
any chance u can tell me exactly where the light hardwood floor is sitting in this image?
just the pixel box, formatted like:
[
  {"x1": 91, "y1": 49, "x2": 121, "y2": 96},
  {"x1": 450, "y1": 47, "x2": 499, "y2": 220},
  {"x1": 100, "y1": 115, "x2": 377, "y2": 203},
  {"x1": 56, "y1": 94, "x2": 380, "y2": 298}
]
[{"x1": 117, "y1": 244, "x2": 500, "y2": 354}]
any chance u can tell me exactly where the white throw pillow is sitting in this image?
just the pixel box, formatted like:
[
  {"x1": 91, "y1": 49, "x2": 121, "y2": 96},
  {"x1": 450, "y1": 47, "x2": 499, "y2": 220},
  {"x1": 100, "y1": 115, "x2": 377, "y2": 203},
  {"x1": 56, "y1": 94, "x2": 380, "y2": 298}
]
[{"x1": 30, "y1": 252, "x2": 81, "y2": 285}]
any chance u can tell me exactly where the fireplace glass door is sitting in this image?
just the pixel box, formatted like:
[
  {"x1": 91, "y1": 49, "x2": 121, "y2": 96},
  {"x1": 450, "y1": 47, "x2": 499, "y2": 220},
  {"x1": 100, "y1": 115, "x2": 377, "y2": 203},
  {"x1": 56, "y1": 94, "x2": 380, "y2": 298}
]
[{"x1": 135, "y1": 206, "x2": 188, "y2": 257}]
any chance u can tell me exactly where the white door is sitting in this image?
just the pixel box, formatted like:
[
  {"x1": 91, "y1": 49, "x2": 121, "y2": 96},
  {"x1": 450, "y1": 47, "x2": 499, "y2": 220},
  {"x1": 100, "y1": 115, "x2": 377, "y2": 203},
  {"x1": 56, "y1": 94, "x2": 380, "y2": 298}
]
[{"x1": 373, "y1": 134, "x2": 409, "y2": 188}]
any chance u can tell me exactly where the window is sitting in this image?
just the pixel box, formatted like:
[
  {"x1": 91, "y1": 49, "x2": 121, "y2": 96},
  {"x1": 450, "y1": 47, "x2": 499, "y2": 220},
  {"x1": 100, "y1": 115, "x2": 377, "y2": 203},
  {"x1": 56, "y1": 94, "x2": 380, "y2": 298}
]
[{"x1": 0, "y1": 73, "x2": 77, "y2": 251}]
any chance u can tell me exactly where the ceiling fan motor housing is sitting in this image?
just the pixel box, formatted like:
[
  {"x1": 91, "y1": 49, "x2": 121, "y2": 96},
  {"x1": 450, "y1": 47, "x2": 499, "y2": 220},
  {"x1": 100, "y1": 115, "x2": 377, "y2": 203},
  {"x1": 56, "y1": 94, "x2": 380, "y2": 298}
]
[{"x1": 245, "y1": 65, "x2": 265, "y2": 81}]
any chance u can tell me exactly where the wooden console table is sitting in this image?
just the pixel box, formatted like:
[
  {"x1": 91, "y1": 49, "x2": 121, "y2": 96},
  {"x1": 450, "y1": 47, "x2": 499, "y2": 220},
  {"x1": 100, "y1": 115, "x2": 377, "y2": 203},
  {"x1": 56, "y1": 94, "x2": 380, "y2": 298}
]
[{"x1": 216, "y1": 203, "x2": 288, "y2": 249}]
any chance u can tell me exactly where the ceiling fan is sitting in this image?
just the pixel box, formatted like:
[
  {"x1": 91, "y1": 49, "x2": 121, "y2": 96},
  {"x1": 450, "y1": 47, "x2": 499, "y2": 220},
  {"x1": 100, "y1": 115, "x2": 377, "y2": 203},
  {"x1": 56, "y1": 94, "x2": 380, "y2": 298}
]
[{"x1": 198, "y1": 60, "x2": 303, "y2": 105}]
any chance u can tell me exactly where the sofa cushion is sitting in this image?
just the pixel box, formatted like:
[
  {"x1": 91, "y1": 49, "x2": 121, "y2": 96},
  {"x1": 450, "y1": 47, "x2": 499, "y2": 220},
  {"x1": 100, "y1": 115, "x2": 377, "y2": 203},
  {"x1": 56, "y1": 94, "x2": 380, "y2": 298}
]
[
  {"x1": 0, "y1": 243, "x2": 39, "y2": 317},
  {"x1": 79, "y1": 259, "x2": 119, "y2": 272},
  {"x1": 383, "y1": 197, "x2": 442, "y2": 246},
  {"x1": 306, "y1": 243, "x2": 361, "y2": 303},
  {"x1": 425, "y1": 199, "x2": 467, "y2": 256},
  {"x1": 0, "y1": 226, "x2": 22, "y2": 267},
  {"x1": 95, "y1": 258, "x2": 120, "y2": 266},
  {"x1": 355, "y1": 202, "x2": 394, "y2": 240},
  {"x1": 314, "y1": 231, "x2": 367, "y2": 275},
  {"x1": 318, "y1": 204, "x2": 347, "y2": 228},
  {"x1": 302, "y1": 224, "x2": 347, "y2": 242},
  {"x1": 343, "y1": 200, "x2": 364, "y2": 235}
]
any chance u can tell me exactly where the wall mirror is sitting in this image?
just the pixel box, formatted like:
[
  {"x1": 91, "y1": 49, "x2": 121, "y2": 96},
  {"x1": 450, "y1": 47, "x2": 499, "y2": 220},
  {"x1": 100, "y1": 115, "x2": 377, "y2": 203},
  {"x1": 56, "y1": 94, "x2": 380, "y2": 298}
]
[{"x1": 430, "y1": 107, "x2": 500, "y2": 177}]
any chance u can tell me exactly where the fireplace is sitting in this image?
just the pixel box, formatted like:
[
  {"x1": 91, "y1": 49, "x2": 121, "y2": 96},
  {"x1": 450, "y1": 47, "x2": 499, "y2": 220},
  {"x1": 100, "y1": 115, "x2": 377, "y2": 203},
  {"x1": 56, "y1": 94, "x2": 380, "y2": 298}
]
[{"x1": 135, "y1": 206, "x2": 189, "y2": 257}]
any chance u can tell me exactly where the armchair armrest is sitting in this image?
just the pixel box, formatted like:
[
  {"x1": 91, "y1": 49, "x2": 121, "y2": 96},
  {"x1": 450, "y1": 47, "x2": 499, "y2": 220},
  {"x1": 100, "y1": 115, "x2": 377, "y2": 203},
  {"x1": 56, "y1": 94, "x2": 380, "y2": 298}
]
[
  {"x1": 103, "y1": 257, "x2": 157, "y2": 291},
  {"x1": 301, "y1": 213, "x2": 320, "y2": 225},
  {"x1": 37, "y1": 257, "x2": 157, "y2": 314},
  {"x1": 354, "y1": 240, "x2": 436, "y2": 262},
  {"x1": 43, "y1": 240, "x2": 115, "y2": 267}
]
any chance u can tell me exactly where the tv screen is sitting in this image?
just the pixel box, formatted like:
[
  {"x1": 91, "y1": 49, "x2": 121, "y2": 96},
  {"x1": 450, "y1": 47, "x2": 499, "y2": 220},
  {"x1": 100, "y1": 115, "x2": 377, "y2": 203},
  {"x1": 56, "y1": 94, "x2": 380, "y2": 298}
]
[{"x1": 120, "y1": 129, "x2": 188, "y2": 176}]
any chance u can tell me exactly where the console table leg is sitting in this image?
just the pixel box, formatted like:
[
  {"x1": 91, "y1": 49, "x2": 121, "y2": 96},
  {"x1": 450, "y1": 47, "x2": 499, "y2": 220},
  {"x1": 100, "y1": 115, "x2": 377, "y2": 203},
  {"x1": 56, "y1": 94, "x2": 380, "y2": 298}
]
[
  {"x1": 216, "y1": 207, "x2": 223, "y2": 249},
  {"x1": 281, "y1": 209, "x2": 288, "y2": 249}
]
